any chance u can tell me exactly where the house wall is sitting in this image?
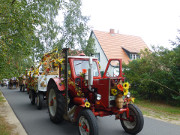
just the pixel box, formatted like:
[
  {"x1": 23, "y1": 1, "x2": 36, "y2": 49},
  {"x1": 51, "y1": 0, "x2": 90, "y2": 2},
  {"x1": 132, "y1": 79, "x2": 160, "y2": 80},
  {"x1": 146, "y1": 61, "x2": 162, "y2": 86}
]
[{"x1": 91, "y1": 32, "x2": 108, "y2": 72}]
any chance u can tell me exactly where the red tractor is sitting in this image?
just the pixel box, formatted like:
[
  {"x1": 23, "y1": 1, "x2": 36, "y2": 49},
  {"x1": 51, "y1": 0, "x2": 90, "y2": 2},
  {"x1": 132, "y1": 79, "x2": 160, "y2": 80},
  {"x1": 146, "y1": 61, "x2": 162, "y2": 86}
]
[{"x1": 47, "y1": 48, "x2": 144, "y2": 135}]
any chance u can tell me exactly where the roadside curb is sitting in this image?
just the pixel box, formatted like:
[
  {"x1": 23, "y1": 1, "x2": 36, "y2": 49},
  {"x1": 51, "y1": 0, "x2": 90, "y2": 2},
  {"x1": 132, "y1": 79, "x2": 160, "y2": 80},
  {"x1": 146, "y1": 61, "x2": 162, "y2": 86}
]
[{"x1": 0, "y1": 91, "x2": 28, "y2": 135}]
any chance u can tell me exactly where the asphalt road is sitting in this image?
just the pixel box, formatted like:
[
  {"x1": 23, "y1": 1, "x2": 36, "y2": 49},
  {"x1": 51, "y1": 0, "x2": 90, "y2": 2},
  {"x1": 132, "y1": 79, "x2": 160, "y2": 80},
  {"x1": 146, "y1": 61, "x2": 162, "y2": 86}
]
[{"x1": 1, "y1": 86, "x2": 180, "y2": 135}]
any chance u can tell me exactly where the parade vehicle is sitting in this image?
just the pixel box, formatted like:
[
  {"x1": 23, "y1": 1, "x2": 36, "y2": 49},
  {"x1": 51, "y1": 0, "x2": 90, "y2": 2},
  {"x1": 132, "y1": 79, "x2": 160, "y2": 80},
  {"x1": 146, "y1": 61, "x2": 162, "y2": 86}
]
[
  {"x1": 27, "y1": 52, "x2": 59, "y2": 110},
  {"x1": 46, "y1": 48, "x2": 144, "y2": 135}
]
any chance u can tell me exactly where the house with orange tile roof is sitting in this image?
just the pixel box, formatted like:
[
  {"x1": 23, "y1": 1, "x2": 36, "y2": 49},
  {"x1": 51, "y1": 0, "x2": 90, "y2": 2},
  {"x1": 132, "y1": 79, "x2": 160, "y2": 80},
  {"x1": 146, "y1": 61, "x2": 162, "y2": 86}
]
[{"x1": 90, "y1": 29, "x2": 149, "y2": 71}]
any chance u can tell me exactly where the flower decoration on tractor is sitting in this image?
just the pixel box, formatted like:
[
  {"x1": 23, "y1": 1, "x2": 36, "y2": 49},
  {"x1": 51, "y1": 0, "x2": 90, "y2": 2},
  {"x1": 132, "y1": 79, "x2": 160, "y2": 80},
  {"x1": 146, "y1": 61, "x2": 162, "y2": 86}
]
[
  {"x1": 85, "y1": 101, "x2": 91, "y2": 108},
  {"x1": 123, "y1": 82, "x2": 130, "y2": 90},
  {"x1": 111, "y1": 82, "x2": 130, "y2": 96},
  {"x1": 117, "y1": 83, "x2": 124, "y2": 92},
  {"x1": 123, "y1": 89, "x2": 128, "y2": 96},
  {"x1": 110, "y1": 81, "x2": 135, "y2": 108},
  {"x1": 123, "y1": 82, "x2": 130, "y2": 96},
  {"x1": 111, "y1": 89, "x2": 118, "y2": 96},
  {"x1": 80, "y1": 69, "x2": 87, "y2": 78}
]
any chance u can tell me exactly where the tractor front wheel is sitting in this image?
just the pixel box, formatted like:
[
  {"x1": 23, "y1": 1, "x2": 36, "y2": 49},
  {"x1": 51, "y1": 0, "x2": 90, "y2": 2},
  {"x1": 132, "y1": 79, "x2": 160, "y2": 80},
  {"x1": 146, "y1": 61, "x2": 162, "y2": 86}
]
[
  {"x1": 78, "y1": 109, "x2": 98, "y2": 135},
  {"x1": 120, "y1": 104, "x2": 144, "y2": 134},
  {"x1": 47, "y1": 84, "x2": 65, "y2": 123}
]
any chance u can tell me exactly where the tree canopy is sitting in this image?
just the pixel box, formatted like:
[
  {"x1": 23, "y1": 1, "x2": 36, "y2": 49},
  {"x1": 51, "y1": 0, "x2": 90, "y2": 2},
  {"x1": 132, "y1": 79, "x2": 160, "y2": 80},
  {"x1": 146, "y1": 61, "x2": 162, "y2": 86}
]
[{"x1": 0, "y1": 0, "x2": 93, "y2": 80}]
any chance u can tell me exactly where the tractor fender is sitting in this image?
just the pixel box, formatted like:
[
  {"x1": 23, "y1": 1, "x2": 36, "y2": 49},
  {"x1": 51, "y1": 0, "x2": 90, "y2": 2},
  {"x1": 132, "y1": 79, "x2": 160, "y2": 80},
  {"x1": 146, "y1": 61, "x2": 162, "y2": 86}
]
[
  {"x1": 47, "y1": 78, "x2": 65, "y2": 92},
  {"x1": 73, "y1": 97, "x2": 87, "y2": 107}
]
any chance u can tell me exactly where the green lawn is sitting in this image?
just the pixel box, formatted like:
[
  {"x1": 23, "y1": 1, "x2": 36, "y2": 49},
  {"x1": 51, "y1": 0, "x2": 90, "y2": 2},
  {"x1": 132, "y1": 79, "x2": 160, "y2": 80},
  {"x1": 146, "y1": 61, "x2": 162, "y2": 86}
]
[
  {"x1": 135, "y1": 99, "x2": 180, "y2": 115},
  {"x1": 0, "y1": 92, "x2": 6, "y2": 103},
  {"x1": 0, "y1": 116, "x2": 11, "y2": 135},
  {"x1": 135, "y1": 98, "x2": 180, "y2": 124}
]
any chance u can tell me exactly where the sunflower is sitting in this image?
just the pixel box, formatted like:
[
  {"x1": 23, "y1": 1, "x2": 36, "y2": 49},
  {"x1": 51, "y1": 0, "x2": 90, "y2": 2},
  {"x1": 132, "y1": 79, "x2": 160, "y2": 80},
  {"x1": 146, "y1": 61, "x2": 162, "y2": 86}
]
[
  {"x1": 123, "y1": 89, "x2": 128, "y2": 96},
  {"x1": 85, "y1": 101, "x2": 91, "y2": 108},
  {"x1": 123, "y1": 82, "x2": 130, "y2": 90},
  {"x1": 111, "y1": 89, "x2": 118, "y2": 96}
]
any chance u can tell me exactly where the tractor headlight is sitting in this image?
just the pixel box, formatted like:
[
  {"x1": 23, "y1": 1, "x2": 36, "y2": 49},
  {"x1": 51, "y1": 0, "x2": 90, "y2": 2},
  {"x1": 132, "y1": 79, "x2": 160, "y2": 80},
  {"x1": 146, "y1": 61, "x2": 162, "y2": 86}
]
[
  {"x1": 127, "y1": 92, "x2": 131, "y2": 98},
  {"x1": 96, "y1": 94, "x2": 101, "y2": 100}
]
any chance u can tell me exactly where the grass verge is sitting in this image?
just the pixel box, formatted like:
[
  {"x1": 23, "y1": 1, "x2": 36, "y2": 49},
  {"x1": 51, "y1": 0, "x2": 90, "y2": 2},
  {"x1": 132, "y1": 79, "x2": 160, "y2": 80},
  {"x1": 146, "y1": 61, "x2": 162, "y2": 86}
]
[
  {"x1": 135, "y1": 99, "x2": 180, "y2": 114},
  {"x1": 135, "y1": 98, "x2": 180, "y2": 125},
  {"x1": 0, "y1": 92, "x2": 6, "y2": 103},
  {"x1": 0, "y1": 91, "x2": 11, "y2": 135},
  {"x1": 0, "y1": 116, "x2": 11, "y2": 135}
]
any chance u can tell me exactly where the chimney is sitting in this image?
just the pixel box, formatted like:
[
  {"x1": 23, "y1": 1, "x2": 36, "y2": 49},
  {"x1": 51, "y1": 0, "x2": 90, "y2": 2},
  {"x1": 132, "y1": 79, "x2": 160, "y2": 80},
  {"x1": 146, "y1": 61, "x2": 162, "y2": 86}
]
[{"x1": 109, "y1": 29, "x2": 115, "y2": 34}]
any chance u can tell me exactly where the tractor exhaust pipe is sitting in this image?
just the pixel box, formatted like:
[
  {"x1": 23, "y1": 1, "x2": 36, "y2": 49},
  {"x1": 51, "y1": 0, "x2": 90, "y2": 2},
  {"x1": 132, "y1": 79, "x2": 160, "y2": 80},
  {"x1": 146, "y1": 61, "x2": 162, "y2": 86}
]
[
  {"x1": 88, "y1": 57, "x2": 93, "y2": 90},
  {"x1": 63, "y1": 48, "x2": 69, "y2": 116}
]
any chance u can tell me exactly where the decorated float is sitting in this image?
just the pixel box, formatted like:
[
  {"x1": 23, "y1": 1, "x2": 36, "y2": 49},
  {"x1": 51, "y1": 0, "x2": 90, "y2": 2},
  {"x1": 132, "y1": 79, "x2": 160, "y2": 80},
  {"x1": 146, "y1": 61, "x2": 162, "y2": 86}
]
[{"x1": 44, "y1": 48, "x2": 144, "y2": 135}]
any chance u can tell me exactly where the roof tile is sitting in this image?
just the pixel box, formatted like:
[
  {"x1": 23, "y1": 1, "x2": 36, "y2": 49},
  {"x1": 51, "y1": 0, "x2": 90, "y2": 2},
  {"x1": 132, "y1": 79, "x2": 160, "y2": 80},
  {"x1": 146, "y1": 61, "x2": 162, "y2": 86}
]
[{"x1": 93, "y1": 30, "x2": 148, "y2": 64}]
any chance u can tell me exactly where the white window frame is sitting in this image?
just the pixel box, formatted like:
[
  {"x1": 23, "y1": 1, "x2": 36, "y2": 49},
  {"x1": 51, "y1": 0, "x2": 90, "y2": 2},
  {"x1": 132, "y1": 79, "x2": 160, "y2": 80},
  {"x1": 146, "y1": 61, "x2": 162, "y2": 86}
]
[{"x1": 130, "y1": 53, "x2": 139, "y2": 60}]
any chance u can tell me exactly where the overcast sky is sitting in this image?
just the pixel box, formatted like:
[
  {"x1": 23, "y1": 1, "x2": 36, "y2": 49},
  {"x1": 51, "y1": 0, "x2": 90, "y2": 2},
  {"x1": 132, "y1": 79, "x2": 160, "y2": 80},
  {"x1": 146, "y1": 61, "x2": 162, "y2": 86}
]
[{"x1": 82, "y1": 0, "x2": 180, "y2": 49}]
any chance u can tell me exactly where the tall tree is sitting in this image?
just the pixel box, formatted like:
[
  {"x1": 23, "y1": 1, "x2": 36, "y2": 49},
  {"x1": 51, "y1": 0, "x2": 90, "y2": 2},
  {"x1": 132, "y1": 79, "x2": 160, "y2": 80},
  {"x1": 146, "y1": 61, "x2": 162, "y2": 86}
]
[
  {"x1": 0, "y1": 0, "x2": 93, "y2": 80},
  {"x1": 59, "y1": 0, "x2": 90, "y2": 49},
  {"x1": 0, "y1": 0, "x2": 40, "y2": 79},
  {"x1": 0, "y1": 0, "x2": 61, "y2": 79}
]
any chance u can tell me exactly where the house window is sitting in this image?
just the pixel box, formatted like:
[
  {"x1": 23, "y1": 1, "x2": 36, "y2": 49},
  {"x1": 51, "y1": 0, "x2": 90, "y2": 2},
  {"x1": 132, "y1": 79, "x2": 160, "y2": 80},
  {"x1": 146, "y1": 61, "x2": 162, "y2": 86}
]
[
  {"x1": 94, "y1": 53, "x2": 100, "y2": 62},
  {"x1": 130, "y1": 53, "x2": 139, "y2": 60}
]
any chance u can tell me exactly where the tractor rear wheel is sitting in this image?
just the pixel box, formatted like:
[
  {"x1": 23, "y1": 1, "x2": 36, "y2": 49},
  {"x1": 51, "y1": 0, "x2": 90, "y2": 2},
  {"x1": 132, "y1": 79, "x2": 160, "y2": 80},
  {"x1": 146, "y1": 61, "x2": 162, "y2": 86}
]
[
  {"x1": 78, "y1": 109, "x2": 98, "y2": 135},
  {"x1": 120, "y1": 104, "x2": 144, "y2": 134},
  {"x1": 36, "y1": 93, "x2": 43, "y2": 110},
  {"x1": 47, "y1": 84, "x2": 65, "y2": 124}
]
